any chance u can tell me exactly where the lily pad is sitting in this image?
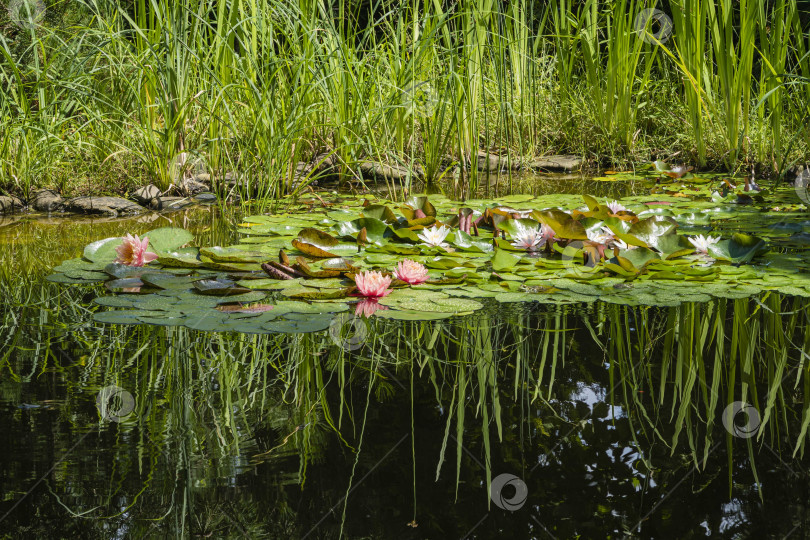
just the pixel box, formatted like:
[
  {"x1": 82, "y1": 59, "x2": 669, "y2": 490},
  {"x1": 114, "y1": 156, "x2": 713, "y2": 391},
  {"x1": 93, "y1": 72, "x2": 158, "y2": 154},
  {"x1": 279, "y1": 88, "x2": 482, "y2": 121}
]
[
  {"x1": 708, "y1": 234, "x2": 770, "y2": 264},
  {"x1": 83, "y1": 237, "x2": 123, "y2": 263},
  {"x1": 146, "y1": 227, "x2": 194, "y2": 254}
]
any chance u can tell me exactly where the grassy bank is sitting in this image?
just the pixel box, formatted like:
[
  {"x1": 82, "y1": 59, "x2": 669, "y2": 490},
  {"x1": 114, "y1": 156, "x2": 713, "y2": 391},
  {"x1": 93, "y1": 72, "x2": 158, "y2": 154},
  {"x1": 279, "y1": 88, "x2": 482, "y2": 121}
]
[{"x1": 2, "y1": 0, "x2": 810, "y2": 201}]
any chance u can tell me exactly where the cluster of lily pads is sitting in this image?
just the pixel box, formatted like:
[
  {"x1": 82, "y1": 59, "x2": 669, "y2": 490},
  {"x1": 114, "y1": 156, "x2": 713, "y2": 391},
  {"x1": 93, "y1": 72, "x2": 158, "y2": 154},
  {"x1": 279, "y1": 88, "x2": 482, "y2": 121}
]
[{"x1": 47, "y1": 184, "x2": 810, "y2": 332}]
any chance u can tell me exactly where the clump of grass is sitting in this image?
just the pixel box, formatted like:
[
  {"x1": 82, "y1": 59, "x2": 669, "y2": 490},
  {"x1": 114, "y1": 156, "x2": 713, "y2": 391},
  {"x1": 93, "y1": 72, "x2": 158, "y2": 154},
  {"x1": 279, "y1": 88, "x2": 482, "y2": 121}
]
[{"x1": 0, "y1": 0, "x2": 809, "y2": 201}]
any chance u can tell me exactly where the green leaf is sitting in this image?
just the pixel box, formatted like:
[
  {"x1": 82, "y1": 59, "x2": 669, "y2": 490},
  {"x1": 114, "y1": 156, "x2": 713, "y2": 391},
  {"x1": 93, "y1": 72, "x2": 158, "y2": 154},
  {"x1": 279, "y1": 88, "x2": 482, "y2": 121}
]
[
  {"x1": 156, "y1": 248, "x2": 202, "y2": 268},
  {"x1": 655, "y1": 235, "x2": 695, "y2": 258},
  {"x1": 627, "y1": 216, "x2": 678, "y2": 245},
  {"x1": 334, "y1": 218, "x2": 391, "y2": 245},
  {"x1": 361, "y1": 205, "x2": 399, "y2": 224},
  {"x1": 83, "y1": 237, "x2": 122, "y2": 263},
  {"x1": 194, "y1": 278, "x2": 251, "y2": 295},
  {"x1": 708, "y1": 234, "x2": 770, "y2": 264},
  {"x1": 291, "y1": 239, "x2": 341, "y2": 258},
  {"x1": 616, "y1": 247, "x2": 659, "y2": 268},
  {"x1": 297, "y1": 228, "x2": 340, "y2": 248},
  {"x1": 53, "y1": 258, "x2": 108, "y2": 273},
  {"x1": 497, "y1": 218, "x2": 540, "y2": 238},
  {"x1": 491, "y1": 249, "x2": 520, "y2": 272},
  {"x1": 94, "y1": 310, "x2": 151, "y2": 325},
  {"x1": 374, "y1": 309, "x2": 453, "y2": 320},
  {"x1": 392, "y1": 297, "x2": 483, "y2": 314},
  {"x1": 402, "y1": 196, "x2": 437, "y2": 218},
  {"x1": 145, "y1": 227, "x2": 194, "y2": 254},
  {"x1": 200, "y1": 246, "x2": 268, "y2": 263},
  {"x1": 533, "y1": 209, "x2": 587, "y2": 240},
  {"x1": 214, "y1": 291, "x2": 267, "y2": 304}
]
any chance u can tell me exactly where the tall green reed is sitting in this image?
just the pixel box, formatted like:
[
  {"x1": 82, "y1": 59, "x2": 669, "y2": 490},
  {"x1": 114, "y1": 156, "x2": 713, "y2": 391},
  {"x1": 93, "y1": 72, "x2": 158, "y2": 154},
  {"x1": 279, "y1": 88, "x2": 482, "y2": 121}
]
[
  {"x1": 580, "y1": 0, "x2": 658, "y2": 151},
  {"x1": 1, "y1": 0, "x2": 809, "y2": 201}
]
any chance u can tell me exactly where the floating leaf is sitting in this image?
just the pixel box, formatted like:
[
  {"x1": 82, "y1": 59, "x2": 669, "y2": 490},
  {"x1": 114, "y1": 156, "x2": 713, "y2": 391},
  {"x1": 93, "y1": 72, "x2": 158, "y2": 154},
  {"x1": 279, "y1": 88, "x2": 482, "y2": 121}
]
[
  {"x1": 298, "y1": 228, "x2": 340, "y2": 248},
  {"x1": 374, "y1": 309, "x2": 453, "y2": 320},
  {"x1": 194, "y1": 278, "x2": 251, "y2": 296},
  {"x1": 200, "y1": 246, "x2": 267, "y2": 263},
  {"x1": 361, "y1": 205, "x2": 399, "y2": 224},
  {"x1": 94, "y1": 310, "x2": 155, "y2": 325},
  {"x1": 491, "y1": 249, "x2": 521, "y2": 272},
  {"x1": 533, "y1": 210, "x2": 587, "y2": 240},
  {"x1": 141, "y1": 274, "x2": 196, "y2": 290},
  {"x1": 158, "y1": 248, "x2": 203, "y2": 268},
  {"x1": 83, "y1": 237, "x2": 123, "y2": 263},
  {"x1": 283, "y1": 288, "x2": 351, "y2": 300},
  {"x1": 334, "y1": 218, "x2": 391, "y2": 245},
  {"x1": 146, "y1": 227, "x2": 194, "y2": 254},
  {"x1": 708, "y1": 234, "x2": 770, "y2": 264},
  {"x1": 392, "y1": 297, "x2": 483, "y2": 314},
  {"x1": 291, "y1": 239, "x2": 340, "y2": 258},
  {"x1": 214, "y1": 291, "x2": 267, "y2": 304},
  {"x1": 615, "y1": 247, "x2": 659, "y2": 268}
]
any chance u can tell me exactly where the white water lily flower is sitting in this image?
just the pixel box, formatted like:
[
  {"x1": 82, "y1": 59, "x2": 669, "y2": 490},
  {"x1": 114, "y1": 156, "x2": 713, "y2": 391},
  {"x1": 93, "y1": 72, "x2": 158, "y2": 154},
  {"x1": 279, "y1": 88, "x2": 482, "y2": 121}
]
[
  {"x1": 606, "y1": 200, "x2": 627, "y2": 214},
  {"x1": 510, "y1": 223, "x2": 558, "y2": 252},
  {"x1": 689, "y1": 234, "x2": 721, "y2": 255},
  {"x1": 587, "y1": 226, "x2": 615, "y2": 245},
  {"x1": 417, "y1": 225, "x2": 451, "y2": 248},
  {"x1": 510, "y1": 224, "x2": 544, "y2": 251}
]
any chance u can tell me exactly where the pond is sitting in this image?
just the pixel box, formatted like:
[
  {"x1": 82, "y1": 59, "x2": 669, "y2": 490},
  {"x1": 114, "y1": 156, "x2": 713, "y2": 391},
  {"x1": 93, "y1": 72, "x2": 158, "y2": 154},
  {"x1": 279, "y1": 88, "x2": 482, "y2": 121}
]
[{"x1": 1, "y1": 175, "x2": 810, "y2": 538}]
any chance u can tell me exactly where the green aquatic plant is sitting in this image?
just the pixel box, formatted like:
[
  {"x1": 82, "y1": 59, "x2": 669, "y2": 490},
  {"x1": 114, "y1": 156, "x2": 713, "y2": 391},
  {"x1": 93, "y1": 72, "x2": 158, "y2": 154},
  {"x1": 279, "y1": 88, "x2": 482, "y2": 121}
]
[{"x1": 43, "y1": 184, "x2": 810, "y2": 330}]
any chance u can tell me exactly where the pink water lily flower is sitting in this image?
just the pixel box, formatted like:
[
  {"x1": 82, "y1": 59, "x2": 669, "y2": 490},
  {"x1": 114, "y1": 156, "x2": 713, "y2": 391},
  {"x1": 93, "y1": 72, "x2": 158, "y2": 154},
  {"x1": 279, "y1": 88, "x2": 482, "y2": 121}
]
[
  {"x1": 354, "y1": 270, "x2": 392, "y2": 298},
  {"x1": 115, "y1": 234, "x2": 158, "y2": 267},
  {"x1": 394, "y1": 259, "x2": 429, "y2": 285}
]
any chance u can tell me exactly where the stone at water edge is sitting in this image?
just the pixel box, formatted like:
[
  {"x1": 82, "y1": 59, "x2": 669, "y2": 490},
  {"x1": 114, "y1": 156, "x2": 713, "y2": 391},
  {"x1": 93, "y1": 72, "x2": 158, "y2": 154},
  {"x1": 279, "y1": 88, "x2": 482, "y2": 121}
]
[
  {"x1": 31, "y1": 189, "x2": 64, "y2": 213},
  {"x1": 131, "y1": 184, "x2": 162, "y2": 205},
  {"x1": 476, "y1": 151, "x2": 513, "y2": 172},
  {"x1": 528, "y1": 155, "x2": 584, "y2": 172},
  {"x1": 0, "y1": 195, "x2": 25, "y2": 214},
  {"x1": 64, "y1": 196, "x2": 146, "y2": 216},
  {"x1": 358, "y1": 160, "x2": 423, "y2": 183},
  {"x1": 193, "y1": 192, "x2": 217, "y2": 203},
  {"x1": 468, "y1": 152, "x2": 584, "y2": 173},
  {"x1": 182, "y1": 177, "x2": 209, "y2": 195},
  {"x1": 147, "y1": 196, "x2": 194, "y2": 211}
]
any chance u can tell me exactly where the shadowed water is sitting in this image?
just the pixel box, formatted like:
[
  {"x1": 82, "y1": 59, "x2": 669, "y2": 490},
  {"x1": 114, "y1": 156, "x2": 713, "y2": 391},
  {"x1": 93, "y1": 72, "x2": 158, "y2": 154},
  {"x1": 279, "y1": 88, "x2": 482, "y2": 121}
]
[{"x1": 1, "y1": 193, "x2": 809, "y2": 538}]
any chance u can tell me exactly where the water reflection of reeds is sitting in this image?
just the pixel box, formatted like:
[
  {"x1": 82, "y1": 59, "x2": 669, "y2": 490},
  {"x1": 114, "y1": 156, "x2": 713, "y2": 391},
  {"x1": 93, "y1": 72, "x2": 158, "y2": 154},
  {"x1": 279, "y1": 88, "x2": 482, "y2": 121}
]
[{"x1": 2, "y1": 265, "x2": 809, "y2": 535}]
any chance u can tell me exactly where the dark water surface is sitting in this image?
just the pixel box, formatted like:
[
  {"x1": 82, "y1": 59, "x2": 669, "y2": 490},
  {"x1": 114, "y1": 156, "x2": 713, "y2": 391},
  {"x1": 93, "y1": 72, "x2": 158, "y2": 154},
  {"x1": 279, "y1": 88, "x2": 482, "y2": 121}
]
[{"x1": 1, "y1": 196, "x2": 810, "y2": 539}]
